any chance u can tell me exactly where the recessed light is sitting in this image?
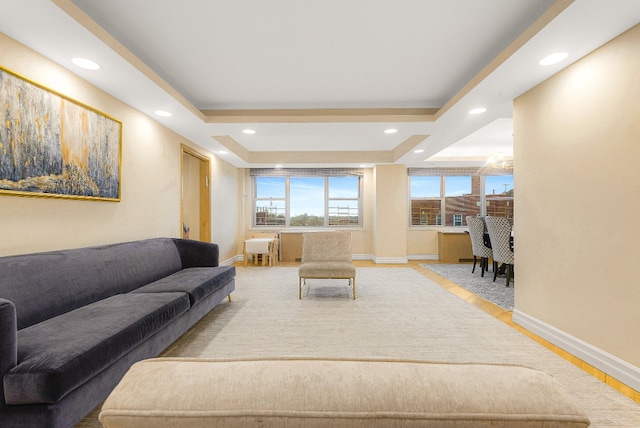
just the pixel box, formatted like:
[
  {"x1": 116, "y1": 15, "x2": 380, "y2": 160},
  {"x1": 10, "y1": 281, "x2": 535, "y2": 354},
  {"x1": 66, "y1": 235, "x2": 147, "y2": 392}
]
[
  {"x1": 414, "y1": 149, "x2": 424, "y2": 154},
  {"x1": 275, "y1": 164, "x2": 283, "y2": 169},
  {"x1": 243, "y1": 129, "x2": 256, "y2": 134},
  {"x1": 384, "y1": 128, "x2": 398, "y2": 134},
  {"x1": 539, "y1": 52, "x2": 568, "y2": 66},
  {"x1": 155, "y1": 110, "x2": 172, "y2": 117},
  {"x1": 469, "y1": 107, "x2": 487, "y2": 115},
  {"x1": 218, "y1": 150, "x2": 228, "y2": 155},
  {"x1": 71, "y1": 57, "x2": 100, "y2": 70}
]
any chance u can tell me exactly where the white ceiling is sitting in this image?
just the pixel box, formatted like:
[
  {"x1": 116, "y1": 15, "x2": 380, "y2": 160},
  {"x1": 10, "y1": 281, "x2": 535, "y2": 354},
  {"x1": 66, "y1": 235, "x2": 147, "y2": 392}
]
[{"x1": 1, "y1": 0, "x2": 639, "y2": 168}]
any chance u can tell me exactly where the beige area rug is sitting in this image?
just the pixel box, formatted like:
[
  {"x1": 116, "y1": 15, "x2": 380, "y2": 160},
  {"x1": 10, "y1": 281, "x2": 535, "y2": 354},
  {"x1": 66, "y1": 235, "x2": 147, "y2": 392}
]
[{"x1": 77, "y1": 266, "x2": 640, "y2": 427}]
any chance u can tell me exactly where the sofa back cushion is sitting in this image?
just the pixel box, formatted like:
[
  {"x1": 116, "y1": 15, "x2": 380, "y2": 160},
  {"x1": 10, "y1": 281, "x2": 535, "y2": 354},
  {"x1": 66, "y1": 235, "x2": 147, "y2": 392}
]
[{"x1": 0, "y1": 238, "x2": 183, "y2": 329}]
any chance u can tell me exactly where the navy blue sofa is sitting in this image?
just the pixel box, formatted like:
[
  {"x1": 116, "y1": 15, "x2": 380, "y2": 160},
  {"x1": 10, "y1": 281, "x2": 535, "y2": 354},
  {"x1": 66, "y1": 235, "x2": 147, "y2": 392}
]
[{"x1": 0, "y1": 238, "x2": 235, "y2": 428}]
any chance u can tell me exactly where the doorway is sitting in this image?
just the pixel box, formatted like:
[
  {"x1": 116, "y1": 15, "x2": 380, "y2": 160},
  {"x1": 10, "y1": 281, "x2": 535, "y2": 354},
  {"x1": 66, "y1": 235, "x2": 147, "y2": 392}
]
[{"x1": 181, "y1": 146, "x2": 211, "y2": 242}]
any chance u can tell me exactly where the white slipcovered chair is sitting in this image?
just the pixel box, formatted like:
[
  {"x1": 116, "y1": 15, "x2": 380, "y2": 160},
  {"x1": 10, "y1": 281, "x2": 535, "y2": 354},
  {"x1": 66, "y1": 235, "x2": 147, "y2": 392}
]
[
  {"x1": 466, "y1": 216, "x2": 493, "y2": 277},
  {"x1": 485, "y1": 216, "x2": 514, "y2": 287},
  {"x1": 298, "y1": 231, "x2": 356, "y2": 299}
]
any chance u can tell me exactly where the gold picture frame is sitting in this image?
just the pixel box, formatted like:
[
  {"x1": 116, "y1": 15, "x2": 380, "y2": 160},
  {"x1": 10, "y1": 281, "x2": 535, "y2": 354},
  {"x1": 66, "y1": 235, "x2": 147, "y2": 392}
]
[{"x1": 0, "y1": 65, "x2": 122, "y2": 201}]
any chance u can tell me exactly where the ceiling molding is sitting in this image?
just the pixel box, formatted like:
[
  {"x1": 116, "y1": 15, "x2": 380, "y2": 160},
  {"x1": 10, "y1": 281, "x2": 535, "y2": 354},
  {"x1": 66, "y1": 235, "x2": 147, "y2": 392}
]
[
  {"x1": 214, "y1": 134, "x2": 429, "y2": 164},
  {"x1": 434, "y1": 0, "x2": 575, "y2": 120},
  {"x1": 203, "y1": 108, "x2": 438, "y2": 123},
  {"x1": 52, "y1": 0, "x2": 207, "y2": 121},
  {"x1": 392, "y1": 135, "x2": 429, "y2": 162},
  {"x1": 54, "y1": 0, "x2": 569, "y2": 127}
]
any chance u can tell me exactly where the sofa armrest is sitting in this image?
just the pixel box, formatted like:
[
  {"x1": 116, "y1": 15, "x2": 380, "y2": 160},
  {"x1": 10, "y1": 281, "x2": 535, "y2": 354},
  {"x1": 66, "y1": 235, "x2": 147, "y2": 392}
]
[
  {"x1": 0, "y1": 298, "x2": 17, "y2": 406},
  {"x1": 172, "y1": 239, "x2": 220, "y2": 268}
]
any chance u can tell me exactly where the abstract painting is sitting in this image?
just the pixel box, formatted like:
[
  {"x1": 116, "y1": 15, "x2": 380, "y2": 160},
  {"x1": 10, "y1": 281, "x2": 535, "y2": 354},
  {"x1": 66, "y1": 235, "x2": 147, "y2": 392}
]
[{"x1": 0, "y1": 66, "x2": 122, "y2": 201}]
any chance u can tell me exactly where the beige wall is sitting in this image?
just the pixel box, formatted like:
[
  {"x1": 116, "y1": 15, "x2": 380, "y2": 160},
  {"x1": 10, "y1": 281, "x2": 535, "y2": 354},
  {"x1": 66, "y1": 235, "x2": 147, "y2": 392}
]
[
  {"x1": 240, "y1": 166, "x2": 441, "y2": 261},
  {"x1": 407, "y1": 230, "x2": 439, "y2": 258},
  {"x1": 209, "y1": 154, "x2": 240, "y2": 262},
  {"x1": 240, "y1": 165, "x2": 430, "y2": 262},
  {"x1": 514, "y1": 24, "x2": 640, "y2": 369},
  {"x1": 0, "y1": 33, "x2": 239, "y2": 261},
  {"x1": 373, "y1": 164, "x2": 408, "y2": 262},
  {"x1": 0, "y1": 34, "x2": 443, "y2": 263}
]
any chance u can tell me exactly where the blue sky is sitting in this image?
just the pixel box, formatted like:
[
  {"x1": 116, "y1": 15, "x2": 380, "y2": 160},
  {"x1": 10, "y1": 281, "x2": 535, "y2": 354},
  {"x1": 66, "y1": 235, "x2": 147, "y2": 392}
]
[
  {"x1": 485, "y1": 175, "x2": 514, "y2": 195},
  {"x1": 256, "y1": 176, "x2": 359, "y2": 216},
  {"x1": 410, "y1": 176, "x2": 514, "y2": 197}
]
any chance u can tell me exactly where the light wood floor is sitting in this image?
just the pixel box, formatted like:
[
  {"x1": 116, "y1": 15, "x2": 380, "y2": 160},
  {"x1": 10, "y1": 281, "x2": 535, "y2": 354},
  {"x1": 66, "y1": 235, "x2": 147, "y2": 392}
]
[{"x1": 262, "y1": 259, "x2": 640, "y2": 404}]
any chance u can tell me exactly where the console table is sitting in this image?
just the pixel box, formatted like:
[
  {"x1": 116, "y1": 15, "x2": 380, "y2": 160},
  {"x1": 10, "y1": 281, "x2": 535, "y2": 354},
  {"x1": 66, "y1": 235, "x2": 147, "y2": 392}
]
[{"x1": 438, "y1": 232, "x2": 473, "y2": 263}]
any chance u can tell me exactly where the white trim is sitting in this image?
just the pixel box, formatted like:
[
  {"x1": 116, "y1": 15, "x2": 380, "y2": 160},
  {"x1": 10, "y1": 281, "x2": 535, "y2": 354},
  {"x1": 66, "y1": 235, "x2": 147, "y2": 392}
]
[
  {"x1": 235, "y1": 254, "x2": 376, "y2": 263},
  {"x1": 408, "y1": 254, "x2": 439, "y2": 261},
  {"x1": 221, "y1": 255, "x2": 243, "y2": 266},
  {"x1": 513, "y1": 310, "x2": 640, "y2": 391},
  {"x1": 373, "y1": 256, "x2": 408, "y2": 264}
]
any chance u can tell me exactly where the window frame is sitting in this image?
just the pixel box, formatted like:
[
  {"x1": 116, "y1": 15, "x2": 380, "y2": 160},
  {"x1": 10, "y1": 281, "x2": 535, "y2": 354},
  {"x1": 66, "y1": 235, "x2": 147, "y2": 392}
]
[
  {"x1": 252, "y1": 170, "x2": 363, "y2": 228},
  {"x1": 408, "y1": 169, "x2": 513, "y2": 228},
  {"x1": 254, "y1": 176, "x2": 286, "y2": 226}
]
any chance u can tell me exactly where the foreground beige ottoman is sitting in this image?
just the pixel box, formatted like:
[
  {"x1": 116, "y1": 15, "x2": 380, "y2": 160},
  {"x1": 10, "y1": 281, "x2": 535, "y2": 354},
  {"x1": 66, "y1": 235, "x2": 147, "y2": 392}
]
[{"x1": 99, "y1": 357, "x2": 590, "y2": 428}]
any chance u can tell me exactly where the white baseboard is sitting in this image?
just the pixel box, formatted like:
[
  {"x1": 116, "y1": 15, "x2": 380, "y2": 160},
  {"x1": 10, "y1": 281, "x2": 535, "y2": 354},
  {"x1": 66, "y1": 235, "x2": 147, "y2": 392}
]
[
  {"x1": 408, "y1": 254, "x2": 439, "y2": 261},
  {"x1": 353, "y1": 254, "x2": 438, "y2": 262},
  {"x1": 373, "y1": 256, "x2": 408, "y2": 264},
  {"x1": 222, "y1": 255, "x2": 243, "y2": 266},
  {"x1": 234, "y1": 254, "x2": 435, "y2": 264},
  {"x1": 233, "y1": 254, "x2": 413, "y2": 264},
  {"x1": 513, "y1": 310, "x2": 640, "y2": 391}
]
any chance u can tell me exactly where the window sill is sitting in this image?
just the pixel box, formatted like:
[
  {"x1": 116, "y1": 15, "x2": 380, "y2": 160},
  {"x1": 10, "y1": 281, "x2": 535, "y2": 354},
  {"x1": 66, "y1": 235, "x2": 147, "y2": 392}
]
[{"x1": 408, "y1": 225, "x2": 469, "y2": 233}]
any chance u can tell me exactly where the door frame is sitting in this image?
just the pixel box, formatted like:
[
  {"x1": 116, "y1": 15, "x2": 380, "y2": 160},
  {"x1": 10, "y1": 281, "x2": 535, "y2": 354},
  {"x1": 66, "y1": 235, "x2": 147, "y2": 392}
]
[{"x1": 180, "y1": 145, "x2": 211, "y2": 242}]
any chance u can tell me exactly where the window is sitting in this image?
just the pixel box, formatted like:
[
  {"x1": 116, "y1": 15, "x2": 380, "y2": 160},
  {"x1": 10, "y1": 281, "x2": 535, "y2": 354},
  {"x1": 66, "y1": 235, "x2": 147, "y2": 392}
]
[
  {"x1": 444, "y1": 176, "x2": 479, "y2": 227},
  {"x1": 328, "y1": 176, "x2": 360, "y2": 226},
  {"x1": 252, "y1": 169, "x2": 362, "y2": 227},
  {"x1": 410, "y1": 176, "x2": 441, "y2": 225},
  {"x1": 255, "y1": 177, "x2": 286, "y2": 226},
  {"x1": 409, "y1": 169, "x2": 512, "y2": 227},
  {"x1": 485, "y1": 175, "x2": 514, "y2": 220},
  {"x1": 290, "y1": 177, "x2": 324, "y2": 226}
]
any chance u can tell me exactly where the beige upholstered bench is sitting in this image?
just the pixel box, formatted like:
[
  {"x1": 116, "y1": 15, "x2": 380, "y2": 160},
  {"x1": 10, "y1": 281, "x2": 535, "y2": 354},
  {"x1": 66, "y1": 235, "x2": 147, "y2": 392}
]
[{"x1": 99, "y1": 357, "x2": 590, "y2": 428}]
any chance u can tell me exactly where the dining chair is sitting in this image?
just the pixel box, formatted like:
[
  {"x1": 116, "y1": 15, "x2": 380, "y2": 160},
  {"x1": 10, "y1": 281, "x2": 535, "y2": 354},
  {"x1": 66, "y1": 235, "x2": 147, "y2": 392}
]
[
  {"x1": 466, "y1": 216, "x2": 493, "y2": 277},
  {"x1": 484, "y1": 216, "x2": 514, "y2": 287}
]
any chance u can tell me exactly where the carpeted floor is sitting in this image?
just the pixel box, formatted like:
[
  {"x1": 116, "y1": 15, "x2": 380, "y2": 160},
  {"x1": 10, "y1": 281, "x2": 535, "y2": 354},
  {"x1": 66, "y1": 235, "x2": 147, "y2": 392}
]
[
  {"x1": 76, "y1": 266, "x2": 640, "y2": 427},
  {"x1": 422, "y1": 262, "x2": 515, "y2": 310}
]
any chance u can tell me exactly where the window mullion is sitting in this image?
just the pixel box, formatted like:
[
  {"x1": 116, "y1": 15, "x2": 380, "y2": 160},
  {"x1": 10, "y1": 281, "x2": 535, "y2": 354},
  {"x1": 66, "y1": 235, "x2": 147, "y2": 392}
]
[
  {"x1": 440, "y1": 177, "x2": 445, "y2": 226},
  {"x1": 480, "y1": 176, "x2": 486, "y2": 216},
  {"x1": 285, "y1": 177, "x2": 291, "y2": 227},
  {"x1": 324, "y1": 177, "x2": 329, "y2": 227}
]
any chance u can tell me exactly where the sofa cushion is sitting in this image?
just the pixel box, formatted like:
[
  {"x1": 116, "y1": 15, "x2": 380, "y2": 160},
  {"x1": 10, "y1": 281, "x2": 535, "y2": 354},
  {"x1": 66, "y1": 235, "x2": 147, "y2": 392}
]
[
  {"x1": 0, "y1": 238, "x2": 184, "y2": 329},
  {"x1": 4, "y1": 292, "x2": 190, "y2": 405},
  {"x1": 99, "y1": 358, "x2": 590, "y2": 428},
  {"x1": 131, "y1": 266, "x2": 235, "y2": 305}
]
